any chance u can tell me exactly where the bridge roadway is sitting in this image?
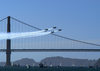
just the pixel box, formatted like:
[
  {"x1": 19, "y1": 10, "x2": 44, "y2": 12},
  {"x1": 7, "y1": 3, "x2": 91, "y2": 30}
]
[{"x1": 0, "y1": 49, "x2": 100, "y2": 52}]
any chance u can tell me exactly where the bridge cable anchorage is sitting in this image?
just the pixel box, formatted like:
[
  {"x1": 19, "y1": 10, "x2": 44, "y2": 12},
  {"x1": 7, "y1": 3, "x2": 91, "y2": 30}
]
[
  {"x1": 10, "y1": 17, "x2": 100, "y2": 47},
  {"x1": 0, "y1": 17, "x2": 7, "y2": 22}
]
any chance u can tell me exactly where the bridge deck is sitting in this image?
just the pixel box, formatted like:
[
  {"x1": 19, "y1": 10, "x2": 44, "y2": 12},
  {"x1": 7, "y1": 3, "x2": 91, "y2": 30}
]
[{"x1": 0, "y1": 49, "x2": 100, "y2": 52}]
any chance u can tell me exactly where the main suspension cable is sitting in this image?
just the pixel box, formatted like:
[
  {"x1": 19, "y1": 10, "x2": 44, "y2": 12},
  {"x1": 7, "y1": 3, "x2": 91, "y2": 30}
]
[{"x1": 11, "y1": 17, "x2": 100, "y2": 46}]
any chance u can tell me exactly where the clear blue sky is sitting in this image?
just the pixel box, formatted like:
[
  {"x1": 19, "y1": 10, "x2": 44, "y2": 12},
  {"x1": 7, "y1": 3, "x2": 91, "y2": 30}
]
[{"x1": 0, "y1": 0, "x2": 100, "y2": 62}]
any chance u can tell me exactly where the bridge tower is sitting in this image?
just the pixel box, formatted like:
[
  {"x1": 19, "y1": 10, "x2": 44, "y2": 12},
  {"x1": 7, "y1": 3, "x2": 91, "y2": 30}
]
[{"x1": 5, "y1": 16, "x2": 11, "y2": 66}]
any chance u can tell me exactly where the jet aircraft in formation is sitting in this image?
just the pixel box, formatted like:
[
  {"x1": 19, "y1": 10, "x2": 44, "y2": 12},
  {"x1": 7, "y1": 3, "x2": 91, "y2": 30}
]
[
  {"x1": 0, "y1": 27, "x2": 61, "y2": 40},
  {"x1": 44, "y1": 27, "x2": 61, "y2": 33}
]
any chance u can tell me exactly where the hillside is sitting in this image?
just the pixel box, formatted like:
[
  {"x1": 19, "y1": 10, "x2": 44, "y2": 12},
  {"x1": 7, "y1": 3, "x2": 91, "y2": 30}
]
[{"x1": 0, "y1": 57, "x2": 97, "y2": 66}]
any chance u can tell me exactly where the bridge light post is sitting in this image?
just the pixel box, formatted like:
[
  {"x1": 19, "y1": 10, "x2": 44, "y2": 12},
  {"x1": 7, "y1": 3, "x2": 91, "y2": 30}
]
[{"x1": 5, "y1": 16, "x2": 11, "y2": 66}]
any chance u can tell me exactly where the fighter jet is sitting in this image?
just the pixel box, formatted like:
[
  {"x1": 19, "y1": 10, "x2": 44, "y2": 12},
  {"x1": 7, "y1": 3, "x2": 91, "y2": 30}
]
[
  {"x1": 51, "y1": 31, "x2": 54, "y2": 33},
  {"x1": 58, "y1": 29, "x2": 61, "y2": 31},
  {"x1": 45, "y1": 29, "x2": 48, "y2": 32},
  {"x1": 53, "y1": 27, "x2": 56, "y2": 29}
]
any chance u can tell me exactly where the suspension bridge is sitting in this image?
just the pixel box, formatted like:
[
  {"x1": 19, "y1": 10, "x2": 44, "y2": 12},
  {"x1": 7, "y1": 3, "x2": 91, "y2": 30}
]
[{"x1": 0, "y1": 16, "x2": 100, "y2": 66}]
